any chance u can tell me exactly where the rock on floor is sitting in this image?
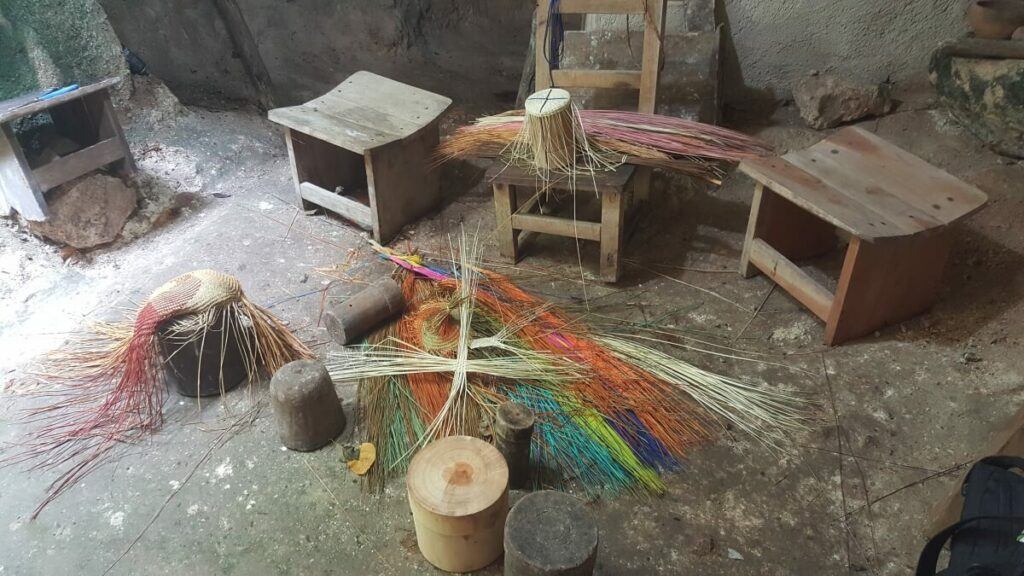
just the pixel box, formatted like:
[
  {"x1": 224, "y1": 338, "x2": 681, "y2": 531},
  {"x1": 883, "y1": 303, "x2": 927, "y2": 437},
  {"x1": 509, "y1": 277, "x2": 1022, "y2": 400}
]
[
  {"x1": 28, "y1": 173, "x2": 136, "y2": 248},
  {"x1": 793, "y1": 74, "x2": 893, "y2": 129}
]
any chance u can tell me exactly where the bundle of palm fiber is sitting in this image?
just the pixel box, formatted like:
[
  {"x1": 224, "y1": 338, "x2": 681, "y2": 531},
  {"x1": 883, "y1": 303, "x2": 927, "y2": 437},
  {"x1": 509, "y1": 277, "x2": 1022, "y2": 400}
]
[
  {"x1": 9, "y1": 270, "x2": 311, "y2": 517},
  {"x1": 435, "y1": 90, "x2": 774, "y2": 183},
  {"x1": 331, "y1": 243, "x2": 811, "y2": 496}
]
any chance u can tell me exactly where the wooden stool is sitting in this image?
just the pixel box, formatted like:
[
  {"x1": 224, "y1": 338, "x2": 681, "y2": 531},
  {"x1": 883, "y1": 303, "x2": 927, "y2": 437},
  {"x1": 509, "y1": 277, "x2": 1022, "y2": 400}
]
[
  {"x1": 268, "y1": 71, "x2": 451, "y2": 244},
  {"x1": 323, "y1": 278, "x2": 405, "y2": 345},
  {"x1": 0, "y1": 77, "x2": 135, "y2": 220},
  {"x1": 738, "y1": 127, "x2": 988, "y2": 345},
  {"x1": 407, "y1": 436, "x2": 509, "y2": 573},
  {"x1": 269, "y1": 359, "x2": 346, "y2": 451},
  {"x1": 494, "y1": 401, "x2": 535, "y2": 490},
  {"x1": 504, "y1": 490, "x2": 599, "y2": 576},
  {"x1": 489, "y1": 163, "x2": 634, "y2": 282}
]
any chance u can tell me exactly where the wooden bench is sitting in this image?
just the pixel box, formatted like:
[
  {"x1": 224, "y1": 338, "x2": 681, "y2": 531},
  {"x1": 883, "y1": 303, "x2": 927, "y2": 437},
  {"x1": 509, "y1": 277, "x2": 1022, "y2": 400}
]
[
  {"x1": 738, "y1": 126, "x2": 988, "y2": 345},
  {"x1": 268, "y1": 71, "x2": 451, "y2": 244},
  {"x1": 0, "y1": 77, "x2": 135, "y2": 220}
]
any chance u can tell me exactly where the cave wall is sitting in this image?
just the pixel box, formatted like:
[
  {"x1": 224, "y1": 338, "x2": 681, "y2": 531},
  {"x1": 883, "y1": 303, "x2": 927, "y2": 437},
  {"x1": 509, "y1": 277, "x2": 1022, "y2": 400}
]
[
  {"x1": 98, "y1": 0, "x2": 533, "y2": 110},
  {"x1": 0, "y1": 0, "x2": 127, "y2": 102}
]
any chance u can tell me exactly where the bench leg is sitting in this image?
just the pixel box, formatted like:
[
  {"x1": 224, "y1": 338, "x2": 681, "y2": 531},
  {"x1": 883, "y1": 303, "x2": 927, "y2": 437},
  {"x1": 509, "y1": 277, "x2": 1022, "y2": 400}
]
[
  {"x1": 600, "y1": 188, "x2": 624, "y2": 283},
  {"x1": 740, "y1": 183, "x2": 837, "y2": 278},
  {"x1": 825, "y1": 231, "x2": 953, "y2": 345},
  {"x1": 494, "y1": 182, "x2": 519, "y2": 263}
]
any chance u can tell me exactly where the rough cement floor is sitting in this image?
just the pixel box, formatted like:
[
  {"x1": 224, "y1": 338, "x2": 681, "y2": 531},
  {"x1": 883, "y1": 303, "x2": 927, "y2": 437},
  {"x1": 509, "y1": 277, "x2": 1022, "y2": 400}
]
[{"x1": 1, "y1": 88, "x2": 1022, "y2": 575}]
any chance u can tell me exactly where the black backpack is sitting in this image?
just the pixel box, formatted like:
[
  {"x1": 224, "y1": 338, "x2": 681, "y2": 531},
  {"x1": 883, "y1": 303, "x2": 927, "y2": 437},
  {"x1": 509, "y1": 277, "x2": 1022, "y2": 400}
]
[{"x1": 917, "y1": 456, "x2": 1024, "y2": 575}]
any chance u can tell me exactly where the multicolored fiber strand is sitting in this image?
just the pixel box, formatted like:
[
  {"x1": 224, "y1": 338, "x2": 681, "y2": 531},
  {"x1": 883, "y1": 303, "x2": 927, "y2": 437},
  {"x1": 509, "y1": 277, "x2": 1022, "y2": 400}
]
[
  {"x1": 334, "y1": 244, "x2": 812, "y2": 496},
  {"x1": 435, "y1": 107, "x2": 774, "y2": 182},
  {"x1": 7, "y1": 270, "x2": 312, "y2": 518}
]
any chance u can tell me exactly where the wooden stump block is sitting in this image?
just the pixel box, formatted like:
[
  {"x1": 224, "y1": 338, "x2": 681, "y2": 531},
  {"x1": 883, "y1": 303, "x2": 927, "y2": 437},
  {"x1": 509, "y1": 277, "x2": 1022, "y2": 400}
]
[
  {"x1": 269, "y1": 359, "x2": 345, "y2": 451},
  {"x1": 407, "y1": 436, "x2": 509, "y2": 572},
  {"x1": 323, "y1": 278, "x2": 405, "y2": 345},
  {"x1": 505, "y1": 491, "x2": 598, "y2": 576},
  {"x1": 494, "y1": 402, "x2": 535, "y2": 489}
]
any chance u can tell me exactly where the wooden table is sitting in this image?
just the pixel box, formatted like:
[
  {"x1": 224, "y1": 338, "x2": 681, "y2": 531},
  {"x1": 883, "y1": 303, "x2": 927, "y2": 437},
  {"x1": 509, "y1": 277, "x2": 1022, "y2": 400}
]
[
  {"x1": 268, "y1": 71, "x2": 451, "y2": 244},
  {"x1": 0, "y1": 77, "x2": 135, "y2": 220},
  {"x1": 738, "y1": 127, "x2": 988, "y2": 345}
]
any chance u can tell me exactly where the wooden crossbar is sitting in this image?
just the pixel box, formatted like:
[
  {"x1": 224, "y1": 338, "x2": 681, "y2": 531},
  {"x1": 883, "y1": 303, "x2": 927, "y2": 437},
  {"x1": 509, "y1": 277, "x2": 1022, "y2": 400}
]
[
  {"x1": 556, "y1": 0, "x2": 646, "y2": 14},
  {"x1": 748, "y1": 239, "x2": 835, "y2": 320}
]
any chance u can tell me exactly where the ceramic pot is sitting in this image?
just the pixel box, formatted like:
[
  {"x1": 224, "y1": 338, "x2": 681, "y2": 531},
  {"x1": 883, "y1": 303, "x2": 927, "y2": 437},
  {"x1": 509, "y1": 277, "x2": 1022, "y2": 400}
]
[{"x1": 967, "y1": 0, "x2": 1024, "y2": 39}]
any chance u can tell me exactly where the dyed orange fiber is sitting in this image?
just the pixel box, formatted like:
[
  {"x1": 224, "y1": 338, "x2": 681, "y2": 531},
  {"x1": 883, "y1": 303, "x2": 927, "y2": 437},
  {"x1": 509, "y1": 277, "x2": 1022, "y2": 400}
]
[
  {"x1": 454, "y1": 272, "x2": 712, "y2": 459},
  {"x1": 396, "y1": 275, "x2": 454, "y2": 423}
]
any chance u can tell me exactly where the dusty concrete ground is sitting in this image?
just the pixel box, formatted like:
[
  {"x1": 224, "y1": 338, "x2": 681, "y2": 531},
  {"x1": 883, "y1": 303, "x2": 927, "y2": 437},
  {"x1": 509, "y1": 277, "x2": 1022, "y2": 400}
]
[{"x1": 0, "y1": 87, "x2": 1022, "y2": 575}]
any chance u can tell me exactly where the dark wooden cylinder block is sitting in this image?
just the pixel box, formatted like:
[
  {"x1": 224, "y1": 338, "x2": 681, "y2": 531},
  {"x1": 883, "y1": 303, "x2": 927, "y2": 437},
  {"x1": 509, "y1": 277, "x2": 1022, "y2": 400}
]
[
  {"x1": 324, "y1": 278, "x2": 405, "y2": 345},
  {"x1": 158, "y1": 313, "x2": 247, "y2": 397},
  {"x1": 494, "y1": 401, "x2": 535, "y2": 489},
  {"x1": 505, "y1": 491, "x2": 599, "y2": 576},
  {"x1": 270, "y1": 359, "x2": 346, "y2": 451}
]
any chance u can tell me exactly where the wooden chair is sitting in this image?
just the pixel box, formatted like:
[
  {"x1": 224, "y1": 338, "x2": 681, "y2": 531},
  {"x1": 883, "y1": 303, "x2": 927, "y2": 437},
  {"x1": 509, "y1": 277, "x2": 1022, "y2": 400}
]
[
  {"x1": 489, "y1": 0, "x2": 667, "y2": 283},
  {"x1": 738, "y1": 127, "x2": 988, "y2": 345}
]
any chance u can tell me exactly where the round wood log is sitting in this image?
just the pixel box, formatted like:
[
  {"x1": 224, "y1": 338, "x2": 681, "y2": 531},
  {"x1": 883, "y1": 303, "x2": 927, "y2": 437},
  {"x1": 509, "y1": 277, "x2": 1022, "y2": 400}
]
[
  {"x1": 494, "y1": 402, "x2": 535, "y2": 489},
  {"x1": 504, "y1": 491, "x2": 598, "y2": 576},
  {"x1": 158, "y1": 312, "x2": 247, "y2": 397},
  {"x1": 407, "y1": 436, "x2": 509, "y2": 572},
  {"x1": 269, "y1": 359, "x2": 345, "y2": 451},
  {"x1": 324, "y1": 278, "x2": 405, "y2": 345}
]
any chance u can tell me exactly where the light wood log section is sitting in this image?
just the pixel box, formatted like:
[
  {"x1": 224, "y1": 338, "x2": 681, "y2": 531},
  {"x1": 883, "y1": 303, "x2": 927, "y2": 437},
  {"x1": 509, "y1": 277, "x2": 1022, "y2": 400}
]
[
  {"x1": 407, "y1": 436, "x2": 509, "y2": 573},
  {"x1": 927, "y1": 403, "x2": 1024, "y2": 538}
]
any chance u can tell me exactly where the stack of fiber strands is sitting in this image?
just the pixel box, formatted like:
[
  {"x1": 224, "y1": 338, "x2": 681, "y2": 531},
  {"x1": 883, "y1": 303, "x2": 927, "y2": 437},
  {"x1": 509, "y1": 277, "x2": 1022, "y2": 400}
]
[
  {"x1": 435, "y1": 108, "x2": 774, "y2": 182},
  {"x1": 329, "y1": 244, "x2": 810, "y2": 496}
]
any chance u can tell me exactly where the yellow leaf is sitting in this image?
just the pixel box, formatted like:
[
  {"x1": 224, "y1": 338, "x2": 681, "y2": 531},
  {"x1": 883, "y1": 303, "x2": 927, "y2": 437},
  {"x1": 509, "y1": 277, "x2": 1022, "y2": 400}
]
[{"x1": 347, "y1": 442, "x2": 376, "y2": 476}]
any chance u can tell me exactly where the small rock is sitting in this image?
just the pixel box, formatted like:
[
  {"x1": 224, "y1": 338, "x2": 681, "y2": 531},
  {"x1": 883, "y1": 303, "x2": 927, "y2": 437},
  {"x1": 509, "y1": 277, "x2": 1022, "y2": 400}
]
[
  {"x1": 727, "y1": 548, "x2": 744, "y2": 560},
  {"x1": 28, "y1": 174, "x2": 136, "y2": 249},
  {"x1": 959, "y1": 350, "x2": 983, "y2": 364},
  {"x1": 1013, "y1": 26, "x2": 1024, "y2": 41},
  {"x1": 793, "y1": 74, "x2": 893, "y2": 129}
]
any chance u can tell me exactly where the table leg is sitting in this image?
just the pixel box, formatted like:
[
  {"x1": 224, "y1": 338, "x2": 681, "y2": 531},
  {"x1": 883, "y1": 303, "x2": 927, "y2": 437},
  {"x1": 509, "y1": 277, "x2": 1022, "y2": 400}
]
[
  {"x1": 825, "y1": 231, "x2": 953, "y2": 345},
  {"x1": 0, "y1": 123, "x2": 46, "y2": 220},
  {"x1": 494, "y1": 182, "x2": 519, "y2": 263},
  {"x1": 600, "y1": 188, "x2": 624, "y2": 283}
]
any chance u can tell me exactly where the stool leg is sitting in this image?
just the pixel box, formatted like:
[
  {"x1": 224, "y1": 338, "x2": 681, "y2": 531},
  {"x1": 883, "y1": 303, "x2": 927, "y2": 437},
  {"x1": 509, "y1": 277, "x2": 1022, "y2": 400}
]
[
  {"x1": 83, "y1": 91, "x2": 136, "y2": 176},
  {"x1": 740, "y1": 183, "x2": 837, "y2": 278},
  {"x1": 825, "y1": 231, "x2": 954, "y2": 345},
  {"x1": 600, "y1": 188, "x2": 624, "y2": 282},
  {"x1": 494, "y1": 182, "x2": 519, "y2": 263}
]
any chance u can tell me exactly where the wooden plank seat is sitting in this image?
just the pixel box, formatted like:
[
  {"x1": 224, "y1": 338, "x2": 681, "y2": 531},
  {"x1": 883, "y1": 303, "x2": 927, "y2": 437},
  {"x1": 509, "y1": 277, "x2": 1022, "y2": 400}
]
[
  {"x1": 738, "y1": 126, "x2": 988, "y2": 345},
  {"x1": 0, "y1": 77, "x2": 135, "y2": 220},
  {"x1": 268, "y1": 71, "x2": 451, "y2": 244},
  {"x1": 489, "y1": 163, "x2": 634, "y2": 282}
]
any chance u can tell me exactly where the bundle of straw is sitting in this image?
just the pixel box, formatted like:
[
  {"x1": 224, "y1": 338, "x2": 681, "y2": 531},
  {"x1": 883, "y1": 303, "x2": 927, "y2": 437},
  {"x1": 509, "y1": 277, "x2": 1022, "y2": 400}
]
[
  {"x1": 8, "y1": 270, "x2": 311, "y2": 517},
  {"x1": 436, "y1": 103, "x2": 774, "y2": 182},
  {"x1": 336, "y1": 241, "x2": 813, "y2": 496}
]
